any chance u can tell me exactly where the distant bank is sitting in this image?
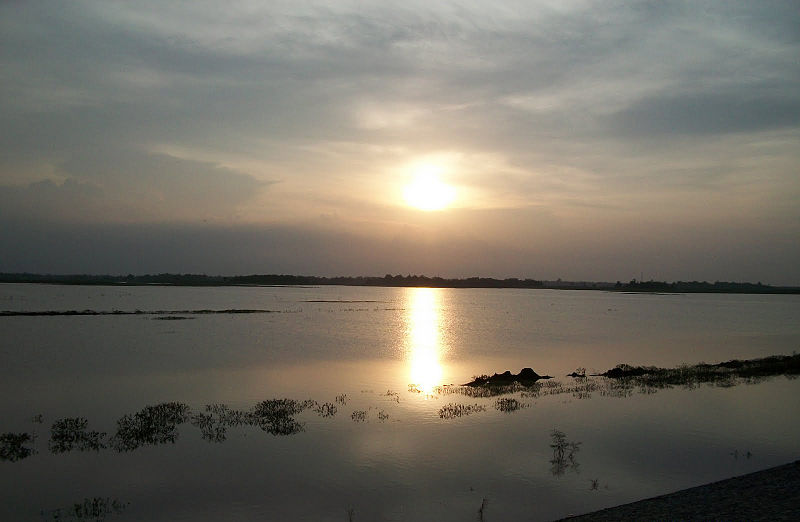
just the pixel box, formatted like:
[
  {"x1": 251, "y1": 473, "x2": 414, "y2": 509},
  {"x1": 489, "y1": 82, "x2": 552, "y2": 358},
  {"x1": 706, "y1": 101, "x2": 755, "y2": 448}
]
[{"x1": 1, "y1": 273, "x2": 798, "y2": 294}]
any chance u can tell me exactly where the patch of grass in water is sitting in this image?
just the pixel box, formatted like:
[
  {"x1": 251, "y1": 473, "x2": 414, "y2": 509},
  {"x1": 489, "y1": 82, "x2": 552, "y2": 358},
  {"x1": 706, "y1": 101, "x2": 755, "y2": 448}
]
[
  {"x1": 190, "y1": 404, "x2": 248, "y2": 443},
  {"x1": 41, "y1": 496, "x2": 128, "y2": 521},
  {"x1": 494, "y1": 397, "x2": 527, "y2": 413},
  {"x1": 550, "y1": 429, "x2": 581, "y2": 476},
  {"x1": 438, "y1": 403, "x2": 486, "y2": 419},
  {"x1": 0, "y1": 432, "x2": 36, "y2": 462},
  {"x1": 314, "y1": 402, "x2": 337, "y2": 418},
  {"x1": 110, "y1": 402, "x2": 190, "y2": 452},
  {"x1": 250, "y1": 399, "x2": 315, "y2": 436},
  {"x1": 49, "y1": 418, "x2": 106, "y2": 453}
]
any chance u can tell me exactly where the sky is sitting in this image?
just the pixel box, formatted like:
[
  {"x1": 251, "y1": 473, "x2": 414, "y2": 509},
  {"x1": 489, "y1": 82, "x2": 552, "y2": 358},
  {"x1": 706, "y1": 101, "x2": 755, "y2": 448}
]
[{"x1": 1, "y1": 1, "x2": 799, "y2": 284}]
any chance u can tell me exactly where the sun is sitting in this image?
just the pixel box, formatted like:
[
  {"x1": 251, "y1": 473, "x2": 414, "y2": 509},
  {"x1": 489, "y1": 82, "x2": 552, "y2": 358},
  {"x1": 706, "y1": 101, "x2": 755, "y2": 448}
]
[{"x1": 403, "y1": 165, "x2": 456, "y2": 211}]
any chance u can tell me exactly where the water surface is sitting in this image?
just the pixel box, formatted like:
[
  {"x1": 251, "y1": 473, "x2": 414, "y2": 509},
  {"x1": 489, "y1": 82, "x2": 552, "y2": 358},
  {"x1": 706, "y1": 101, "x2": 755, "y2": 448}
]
[{"x1": 1, "y1": 284, "x2": 799, "y2": 521}]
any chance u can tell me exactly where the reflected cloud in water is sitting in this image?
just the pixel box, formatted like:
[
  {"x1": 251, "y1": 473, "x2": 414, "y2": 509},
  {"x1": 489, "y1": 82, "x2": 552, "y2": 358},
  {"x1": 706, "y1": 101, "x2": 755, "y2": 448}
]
[{"x1": 405, "y1": 288, "x2": 446, "y2": 395}]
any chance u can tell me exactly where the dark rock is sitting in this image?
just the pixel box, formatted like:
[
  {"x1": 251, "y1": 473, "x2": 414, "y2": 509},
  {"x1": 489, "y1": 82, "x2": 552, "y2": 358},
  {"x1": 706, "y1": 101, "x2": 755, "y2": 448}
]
[{"x1": 464, "y1": 368, "x2": 551, "y2": 387}]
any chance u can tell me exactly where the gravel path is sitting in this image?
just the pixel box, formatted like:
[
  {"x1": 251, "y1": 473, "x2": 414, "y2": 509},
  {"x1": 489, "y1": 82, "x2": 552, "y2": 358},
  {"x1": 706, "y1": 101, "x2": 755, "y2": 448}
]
[{"x1": 556, "y1": 460, "x2": 800, "y2": 521}]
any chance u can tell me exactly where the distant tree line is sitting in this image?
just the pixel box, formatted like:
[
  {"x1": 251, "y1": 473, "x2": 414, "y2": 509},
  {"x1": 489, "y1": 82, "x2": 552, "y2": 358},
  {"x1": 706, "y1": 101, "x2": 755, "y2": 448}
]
[
  {"x1": 0, "y1": 272, "x2": 544, "y2": 289},
  {"x1": 613, "y1": 279, "x2": 797, "y2": 294},
  {"x1": 0, "y1": 272, "x2": 797, "y2": 294}
]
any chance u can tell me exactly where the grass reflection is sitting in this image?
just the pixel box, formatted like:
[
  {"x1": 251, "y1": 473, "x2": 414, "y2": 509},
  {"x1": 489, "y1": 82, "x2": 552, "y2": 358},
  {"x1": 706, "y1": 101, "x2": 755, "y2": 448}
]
[{"x1": 405, "y1": 288, "x2": 445, "y2": 395}]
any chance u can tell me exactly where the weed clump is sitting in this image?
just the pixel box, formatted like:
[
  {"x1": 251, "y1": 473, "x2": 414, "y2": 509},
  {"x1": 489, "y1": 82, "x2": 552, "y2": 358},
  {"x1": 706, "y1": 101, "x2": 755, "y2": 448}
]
[
  {"x1": 495, "y1": 397, "x2": 526, "y2": 413},
  {"x1": 49, "y1": 418, "x2": 106, "y2": 453},
  {"x1": 438, "y1": 403, "x2": 486, "y2": 419},
  {"x1": 550, "y1": 429, "x2": 581, "y2": 476},
  {"x1": 110, "y1": 402, "x2": 190, "y2": 452},
  {"x1": 0, "y1": 432, "x2": 35, "y2": 462},
  {"x1": 42, "y1": 496, "x2": 128, "y2": 520},
  {"x1": 314, "y1": 402, "x2": 337, "y2": 417},
  {"x1": 250, "y1": 399, "x2": 314, "y2": 436},
  {"x1": 190, "y1": 404, "x2": 248, "y2": 443}
]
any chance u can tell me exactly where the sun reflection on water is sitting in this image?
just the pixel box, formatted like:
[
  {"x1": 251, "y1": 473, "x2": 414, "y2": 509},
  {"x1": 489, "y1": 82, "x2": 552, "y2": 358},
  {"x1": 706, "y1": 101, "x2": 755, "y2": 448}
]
[{"x1": 406, "y1": 287, "x2": 445, "y2": 395}]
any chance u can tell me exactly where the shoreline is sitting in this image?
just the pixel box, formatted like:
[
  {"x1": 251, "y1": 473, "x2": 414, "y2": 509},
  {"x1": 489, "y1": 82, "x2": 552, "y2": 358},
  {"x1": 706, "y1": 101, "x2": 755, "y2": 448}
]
[{"x1": 556, "y1": 460, "x2": 800, "y2": 521}]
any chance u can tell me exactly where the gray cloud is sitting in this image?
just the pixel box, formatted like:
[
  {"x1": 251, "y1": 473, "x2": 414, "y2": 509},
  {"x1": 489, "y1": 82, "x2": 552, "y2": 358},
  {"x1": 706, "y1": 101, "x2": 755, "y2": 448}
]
[
  {"x1": 608, "y1": 91, "x2": 800, "y2": 137},
  {"x1": 0, "y1": 150, "x2": 267, "y2": 223}
]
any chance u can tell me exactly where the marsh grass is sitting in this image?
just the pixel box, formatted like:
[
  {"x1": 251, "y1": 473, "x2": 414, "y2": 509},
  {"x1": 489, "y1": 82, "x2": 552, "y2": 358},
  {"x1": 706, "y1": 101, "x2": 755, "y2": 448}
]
[
  {"x1": 438, "y1": 403, "x2": 487, "y2": 419},
  {"x1": 250, "y1": 399, "x2": 315, "y2": 436},
  {"x1": 550, "y1": 429, "x2": 581, "y2": 476},
  {"x1": 190, "y1": 404, "x2": 248, "y2": 443},
  {"x1": 110, "y1": 402, "x2": 190, "y2": 452},
  {"x1": 40, "y1": 496, "x2": 128, "y2": 521},
  {"x1": 494, "y1": 397, "x2": 527, "y2": 413},
  {"x1": 442, "y1": 354, "x2": 800, "y2": 403},
  {"x1": 478, "y1": 497, "x2": 488, "y2": 521},
  {"x1": 595, "y1": 353, "x2": 800, "y2": 389},
  {"x1": 49, "y1": 418, "x2": 106, "y2": 453},
  {"x1": 0, "y1": 432, "x2": 36, "y2": 462},
  {"x1": 314, "y1": 402, "x2": 338, "y2": 418}
]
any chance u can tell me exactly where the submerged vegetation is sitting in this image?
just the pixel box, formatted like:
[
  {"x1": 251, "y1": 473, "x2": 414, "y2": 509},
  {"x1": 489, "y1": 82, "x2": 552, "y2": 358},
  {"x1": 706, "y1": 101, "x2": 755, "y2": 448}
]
[
  {"x1": 0, "y1": 432, "x2": 36, "y2": 462},
  {"x1": 550, "y1": 429, "x2": 581, "y2": 476},
  {"x1": 595, "y1": 353, "x2": 800, "y2": 385},
  {"x1": 495, "y1": 397, "x2": 527, "y2": 413},
  {"x1": 49, "y1": 418, "x2": 106, "y2": 453},
  {"x1": 41, "y1": 497, "x2": 128, "y2": 521},
  {"x1": 438, "y1": 403, "x2": 486, "y2": 419},
  {"x1": 111, "y1": 402, "x2": 190, "y2": 452}
]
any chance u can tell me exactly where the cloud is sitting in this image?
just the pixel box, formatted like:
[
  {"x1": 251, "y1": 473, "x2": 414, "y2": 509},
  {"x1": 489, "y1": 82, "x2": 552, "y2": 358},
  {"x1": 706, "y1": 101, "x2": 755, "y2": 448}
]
[
  {"x1": 0, "y1": 1, "x2": 798, "y2": 282},
  {"x1": 608, "y1": 91, "x2": 800, "y2": 137},
  {"x1": 0, "y1": 150, "x2": 268, "y2": 223}
]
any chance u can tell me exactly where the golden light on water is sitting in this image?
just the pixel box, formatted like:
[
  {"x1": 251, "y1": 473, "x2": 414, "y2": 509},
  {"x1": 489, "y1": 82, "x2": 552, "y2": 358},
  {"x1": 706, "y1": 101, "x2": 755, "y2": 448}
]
[{"x1": 406, "y1": 287, "x2": 445, "y2": 394}]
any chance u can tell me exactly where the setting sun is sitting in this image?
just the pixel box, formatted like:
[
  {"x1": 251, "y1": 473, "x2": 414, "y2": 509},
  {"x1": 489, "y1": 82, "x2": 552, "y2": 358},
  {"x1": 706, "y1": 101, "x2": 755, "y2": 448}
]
[{"x1": 403, "y1": 165, "x2": 456, "y2": 211}]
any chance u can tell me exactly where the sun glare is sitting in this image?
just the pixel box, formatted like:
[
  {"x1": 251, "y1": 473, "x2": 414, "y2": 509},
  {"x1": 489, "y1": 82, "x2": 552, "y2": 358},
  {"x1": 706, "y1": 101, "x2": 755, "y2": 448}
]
[{"x1": 403, "y1": 165, "x2": 455, "y2": 211}]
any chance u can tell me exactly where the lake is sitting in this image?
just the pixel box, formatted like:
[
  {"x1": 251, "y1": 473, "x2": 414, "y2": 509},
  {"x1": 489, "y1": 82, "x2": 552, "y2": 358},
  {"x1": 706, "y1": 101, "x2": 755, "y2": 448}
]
[{"x1": 1, "y1": 283, "x2": 799, "y2": 521}]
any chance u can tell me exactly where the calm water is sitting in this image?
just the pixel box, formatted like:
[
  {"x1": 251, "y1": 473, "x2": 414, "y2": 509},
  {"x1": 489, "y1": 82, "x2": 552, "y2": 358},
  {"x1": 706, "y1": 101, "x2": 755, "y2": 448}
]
[{"x1": 1, "y1": 283, "x2": 799, "y2": 521}]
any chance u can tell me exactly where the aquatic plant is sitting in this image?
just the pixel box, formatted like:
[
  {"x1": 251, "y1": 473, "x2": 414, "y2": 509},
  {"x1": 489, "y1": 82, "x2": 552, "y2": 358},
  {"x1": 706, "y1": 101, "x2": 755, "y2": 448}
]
[
  {"x1": 494, "y1": 397, "x2": 526, "y2": 413},
  {"x1": 250, "y1": 399, "x2": 314, "y2": 436},
  {"x1": 0, "y1": 432, "x2": 35, "y2": 462},
  {"x1": 41, "y1": 496, "x2": 128, "y2": 521},
  {"x1": 383, "y1": 390, "x2": 400, "y2": 403},
  {"x1": 351, "y1": 410, "x2": 367, "y2": 422},
  {"x1": 377, "y1": 410, "x2": 389, "y2": 422},
  {"x1": 49, "y1": 418, "x2": 106, "y2": 453},
  {"x1": 478, "y1": 497, "x2": 488, "y2": 522},
  {"x1": 438, "y1": 403, "x2": 486, "y2": 419},
  {"x1": 190, "y1": 404, "x2": 248, "y2": 443},
  {"x1": 335, "y1": 393, "x2": 349, "y2": 405},
  {"x1": 110, "y1": 402, "x2": 190, "y2": 452},
  {"x1": 314, "y1": 402, "x2": 337, "y2": 418},
  {"x1": 550, "y1": 429, "x2": 581, "y2": 476}
]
